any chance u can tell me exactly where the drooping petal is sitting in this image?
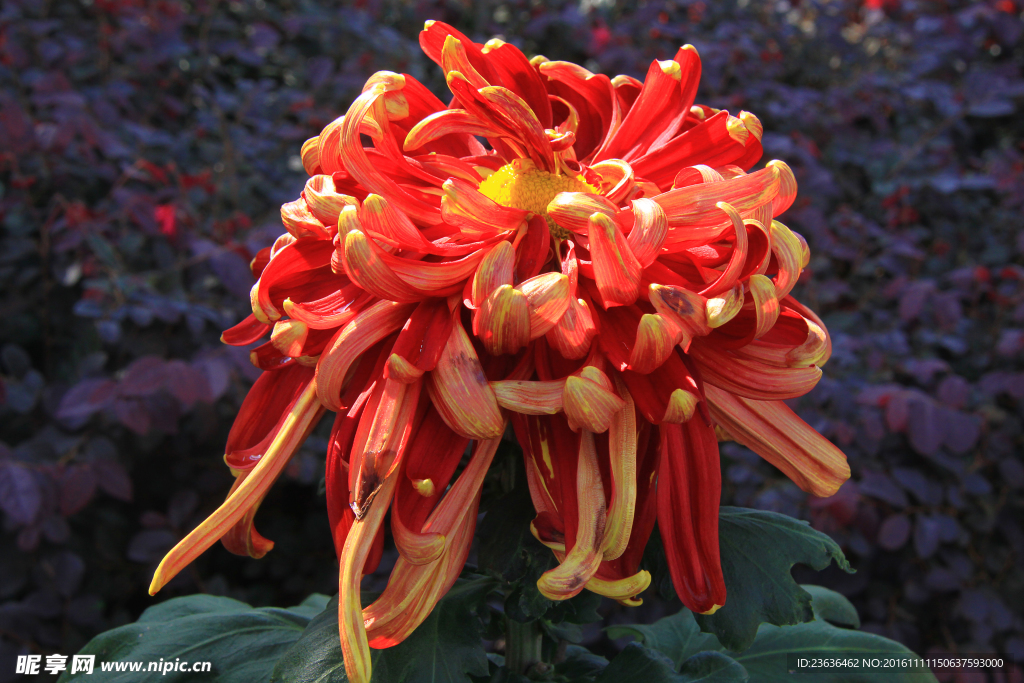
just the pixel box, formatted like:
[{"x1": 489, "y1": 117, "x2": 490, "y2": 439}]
[
  {"x1": 341, "y1": 226, "x2": 426, "y2": 302},
  {"x1": 270, "y1": 319, "x2": 308, "y2": 358},
  {"x1": 648, "y1": 284, "x2": 711, "y2": 349},
  {"x1": 338, "y1": 471, "x2": 398, "y2": 683},
  {"x1": 304, "y1": 175, "x2": 360, "y2": 226},
  {"x1": 387, "y1": 298, "x2": 454, "y2": 382},
  {"x1": 625, "y1": 198, "x2": 668, "y2": 268},
  {"x1": 471, "y1": 240, "x2": 516, "y2": 307},
  {"x1": 491, "y1": 378, "x2": 566, "y2": 415},
  {"x1": 221, "y1": 313, "x2": 271, "y2": 346},
  {"x1": 600, "y1": 376, "x2": 637, "y2": 561},
  {"x1": 517, "y1": 272, "x2": 571, "y2": 339},
  {"x1": 657, "y1": 417, "x2": 726, "y2": 615},
  {"x1": 705, "y1": 385, "x2": 850, "y2": 497},
  {"x1": 350, "y1": 378, "x2": 422, "y2": 519},
  {"x1": 426, "y1": 315, "x2": 505, "y2": 439},
  {"x1": 315, "y1": 300, "x2": 417, "y2": 411},
  {"x1": 563, "y1": 365, "x2": 625, "y2": 433},
  {"x1": 283, "y1": 285, "x2": 373, "y2": 330},
  {"x1": 689, "y1": 341, "x2": 822, "y2": 400},
  {"x1": 747, "y1": 273, "x2": 780, "y2": 339},
  {"x1": 150, "y1": 380, "x2": 322, "y2": 595},
  {"x1": 768, "y1": 219, "x2": 804, "y2": 300},
  {"x1": 363, "y1": 435, "x2": 502, "y2": 646},
  {"x1": 546, "y1": 295, "x2": 597, "y2": 360},
  {"x1": 655, "y1": 164, "x2": 780, "y2": 243},
  {"x1": 536, "y1": 430, "x2": 606, "y2": 600},
  {"x1": 477, "y1": 284, "x2": 531, "y2": 355},
  {"x1": 706, "y1": 284, "x2": 744, "y2": 328},
  {"x1": 442, "y1": 178, "x2": 528, "y2": 239}
]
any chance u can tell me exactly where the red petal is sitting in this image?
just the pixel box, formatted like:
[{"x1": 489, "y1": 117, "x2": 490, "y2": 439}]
[
  {"x1": 657, "y1": 418, "x2": 726, "y2": 615},
  {"x1": 588, "y1": 213, "x2": 642, "y2": 308},
  {"x1": 221, "y1": 313, "x2": 271, "y2": 346}
]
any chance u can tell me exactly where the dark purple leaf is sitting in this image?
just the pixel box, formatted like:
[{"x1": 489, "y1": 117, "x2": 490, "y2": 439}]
[
  {"x1": 166, "y1": 489, "x2": 199, "y2": 529},
  {"x1": 55, "y1": 378, "x2": 117, "y2": 422},
  {"x1": 934, "y1": 515, "x2": 962, "y2": 543},
  {"x1": 23, "y1": 589, "x2": 63, "y2": 619},
  {"x1": 936, "y1": 375, "x2": 971, "y2": 408},
  {"x1": 117, "y1": 356, "x2": 168, "y2": 397},
  {"x1": 932, "y1": 292, "x2": 962, "y2": 329},
  {"x1": 48, "y1": 551, "x2": 85, "y2": 597},
  {"x1": 210, "y1": 249, "x2": 256, "y2": 299},
  {"x1": 924, "y1": 568, "x2": 960, "y2": 592},
  {"x1": 196, "y1": 357, "x2": 231, "y2": 401},
  {"x1": 996, "y1": 329, "x2": 1024, "y2": 357},
  {"x1": 942, "y1": 410, "x2": 981, "y2": 454},
  {"x1": 899, "y1": 280, "x2": 934, "y2": 322},
  {"x1": 91, "y1": 458, "x2": 133, "y2": 502},
  {"x1": 901, "y1": 358, "x2": 950, "y2": 385},
  {"x1": 998, "y1": 458, "x2": 1024, "y2": 489},
  {"x1": 884, "y1": 391, "x2": 910, "y2": 432},
  {"x1": 58, "y1": 465, "x2": 97, "y2": 517},
  {"x1": 907, "y1": 396, "x2": 945, "y2": 456},
  {"x1": 40, "y1": 515, "x2": 70, "y2": 544},
  {"x1": 877, "y1": 514, "x2": 912, "y2": 551},
  {"x1": 113, "y1": 397, "x2": 151, "y2": 435},
  {"x1": 962, "y1": 473, "x2": 992, "y2": 496},
  {"x1": 126, "y1": 529, "x2": 177, "y2": 564},
  {"x1": 0, "y1": 462, "x2": 42, "y2": 525},
  {"x1": 892, "y1": 467, "x2": 943, "y2": 505},
  {"x1": 858, "y1": 470, "x2": 909, "y2": 507},
  {"x1": 957, "y1": 589, "x2": 989, "y2": 623},
  {"x1": 913, "y1": 515, "x2": 941, "y2": 559},
  {"x1": 978, "y1": 372, "x2": 1024, "y2": 400},
  {"x1": 17, "y1": 525, "x2": 40, "y2": 552},
  {"x1": 163, "y1": 359, "x2": 208, "y2": 408}
]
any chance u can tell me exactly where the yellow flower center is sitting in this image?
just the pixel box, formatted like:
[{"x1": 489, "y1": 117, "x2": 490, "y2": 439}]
[{"x1": 478, "y1": 159, "x2": 597, "y2": 238}]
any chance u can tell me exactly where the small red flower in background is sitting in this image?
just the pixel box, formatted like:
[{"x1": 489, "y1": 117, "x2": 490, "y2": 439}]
[
  {"x1": 147, "y1": 21, "x2": 849, "y2": 683},
  {"x1": 154, "y1": 204, "x2": 176, "y2": 238}
]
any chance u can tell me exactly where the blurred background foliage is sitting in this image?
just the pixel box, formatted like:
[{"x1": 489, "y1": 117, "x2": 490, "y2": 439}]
[{"x1": 0, "y1": 0, "x2": 1022, "y2": 679}]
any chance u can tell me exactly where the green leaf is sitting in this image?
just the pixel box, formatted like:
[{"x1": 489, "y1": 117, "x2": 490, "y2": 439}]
[
  {"x1": 594, "y1": 643, "x2": 683, "y2": 683},
  {"x1": 555, "y1": 645, "x2": 608, "y2": 683},
  {"x1": 730, "y1": 621, "x2": 938, "y2": 682},
  {"x1": 801, "y1": 585, "x2": 860, "y2": 628},
  {"x1": 606, "y1": 610, "x2": 719, "y2": 669},
  {"x1": 694, "y1": 507, "x2": 852, "y2": 651},
  {"x1": 271, "y1": 576, "x2": 497, "y2": 683},
  {"x1": 58, "y1": 594, "x2": 314, "y2": 683},
  {"x1": 678, "y1": 652, "x2": 748, "y2": 682}
]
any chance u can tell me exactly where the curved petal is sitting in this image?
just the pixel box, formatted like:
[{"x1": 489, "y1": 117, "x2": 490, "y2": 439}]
[
  {"x1": 705, "y1": 385, "x2": 850, "y2": 497},
  {"x1": 426, "y1": 315, "x2": 505, "y2": 439}
]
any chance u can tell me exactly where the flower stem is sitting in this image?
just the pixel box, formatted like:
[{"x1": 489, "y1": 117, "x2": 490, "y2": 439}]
[{"x1": 505, "y1": 617, "x2": 543, "y2": 675}]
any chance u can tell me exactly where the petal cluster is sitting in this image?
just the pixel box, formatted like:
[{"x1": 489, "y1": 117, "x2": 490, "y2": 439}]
[{"x1": 149, "y1": 21, "x2": 849, "y2": 683}]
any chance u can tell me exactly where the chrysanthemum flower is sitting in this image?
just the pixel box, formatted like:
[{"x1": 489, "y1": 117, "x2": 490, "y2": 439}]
[{"x1": 149, "y1": 21, "x2": 849, "y2": 682}]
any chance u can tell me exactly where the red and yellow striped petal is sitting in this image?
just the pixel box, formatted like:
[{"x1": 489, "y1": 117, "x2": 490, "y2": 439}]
[
  {"x1": 588, "y1": 213, "x2": 642, "y2": 308},
  {"x1": 150, "y1": 380, "x2": 322, "y2": 595},
  {"x1": 315, "y1": 300, "x2": 416, "y2": 411},
  {"x1": 537, "y1": 430, "x2": 606, "y2": 600},
  {"x1": 705, "y1": 385, "x2": 850, "y2": 497},
  {"x1": 426, "y1": 316, "x2": 505, "y2": 439},
  {"x1": 658, "y1": 417, "x2": 726, "y2": 615}
]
